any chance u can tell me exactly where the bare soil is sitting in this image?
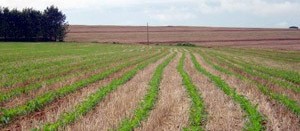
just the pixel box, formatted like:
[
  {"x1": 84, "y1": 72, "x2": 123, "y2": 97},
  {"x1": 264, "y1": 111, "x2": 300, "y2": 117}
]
[{"x1": 66, "y1": 25, "x2": 300, "y2": 50}]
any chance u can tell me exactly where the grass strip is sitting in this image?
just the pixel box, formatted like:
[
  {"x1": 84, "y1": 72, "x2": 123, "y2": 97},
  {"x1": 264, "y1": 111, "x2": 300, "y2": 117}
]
[
  {"x1": 116, "y1": 53, "x2": 176, "y2": 131},
  {"x1": 38, "y1": 51, "x2": 170, "y2": 130},
  {"x1": 178, "y1": 53, "x2": 206, "y2": 131},
  {"x1": 0, "y1": 51, "x2": 166, "y2": 125},
  {"x1": 199, "y1": 50, "x2": 300, "y2": 117},
  {"x1": 191, "y1": 53, "x2": 265, "y2": 130}
]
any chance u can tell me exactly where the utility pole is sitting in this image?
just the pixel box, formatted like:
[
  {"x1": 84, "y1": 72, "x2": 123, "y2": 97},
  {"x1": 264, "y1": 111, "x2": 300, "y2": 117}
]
[{"x1": 147, "y1": 22, "x2": 149, "y2": 44}]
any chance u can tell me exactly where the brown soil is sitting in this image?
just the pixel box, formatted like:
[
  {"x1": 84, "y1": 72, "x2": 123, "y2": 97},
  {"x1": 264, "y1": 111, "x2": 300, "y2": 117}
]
[
  {"x1": 136, "y1": 53, "x2": 190, "y2": 131},
  {"x1": 65, "y1": 53, "x2": 170, "y2": 131},
  {"x1": 66, "y1": 25, "x2": 300, "y2": 50},
  {"x1": 195, "y1": 53, "x2": 300, "y2": 130},
  {"x1": 184, "y1": 54, "x2": 245, "y2": 130}
]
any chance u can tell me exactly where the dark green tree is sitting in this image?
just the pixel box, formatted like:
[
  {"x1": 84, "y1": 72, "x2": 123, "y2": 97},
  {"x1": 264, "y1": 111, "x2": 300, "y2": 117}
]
[
  {"x1": 43, "y1": 5, "x2": 68, "y2": 41},
  {"x1": 22, "y1": 8, "x2": 43, "y2": 40},
  {"x1": 0, "y1": 5, "x2": 68, "y2": 41}
]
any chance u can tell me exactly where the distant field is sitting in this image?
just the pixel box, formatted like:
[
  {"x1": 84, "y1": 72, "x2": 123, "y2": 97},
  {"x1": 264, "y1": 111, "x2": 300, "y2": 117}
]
[
  {"x1": 0, "y1": 42, "x2": 299, "y2": 130},
  {"x1": 66, "y1": 25, "x2": 300, "y2": 50}
]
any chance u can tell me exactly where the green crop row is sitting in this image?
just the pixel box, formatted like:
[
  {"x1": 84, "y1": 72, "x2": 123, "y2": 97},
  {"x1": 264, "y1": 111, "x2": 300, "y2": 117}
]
[
  {"x1": 0, "y1": 50, "x2": 166, "y2": 125},
  {"x1": 177, "y1": 53, "x2": 206, "y2": 131},
  {"x1": 37, "y1": 51, "x2": 170, "y2": 130},
  {"x1": 214, "y1": 47, "x2": 300, "y2": 63},
  {"x1": 116, "y1": 53, "x2": 176, "y2": 131},
  {"x1": 208, "y1": 50, "x2": 300, "y2": 89},
  {"x1": 206, "y1": 50, "x2": 300, "y2": 95},
  {"x1": 190, "y1": 53, "x2": 265, "y2": 130},
  {"x1": 0, "y1": 50, "x2": 156, "y2": 103},
  {"x1": 214, "y1": 51, "x2": 299, "y2": 93},
  {"x1": 199, "y1": 50, "x2": 300, "y2": 117},
  {"x1": 0, "y1": 49, "x2": 145, "y2": 88}
]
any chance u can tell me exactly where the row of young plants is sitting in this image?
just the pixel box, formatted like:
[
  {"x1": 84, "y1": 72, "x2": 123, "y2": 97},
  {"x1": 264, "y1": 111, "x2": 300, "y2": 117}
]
[
  {"x1": 0, "y1": 48, "x2": 150, "y2": 91},
  {"x1": 37, "y1": 51, "x2": 171, "y2": 130},
  {"x1": 190, "y1": 53, "x2": 265, "y2": 130},
  {"x1": 116, "y1": 53, "x2": 176, "y2": 130},
  {"x1": 214, "y1": 51, "x2": 299, "y2": 93},
  {"x1": 215, "y1": 47, "x2": 300, "y2": 63},
  {"x1": 0, "y1": 48, "x2": 146, "y2": 88},
  {"x1": 0, "y1": 43, "x2": 144, "y2": 82},
  {"x1": 0, "y1": 50, "x2": 167, "y2": 125},
  {"x1": 205, "y1": 50, "x2": 300, "y2": 97},
  {"x1": 0, "y1": 50, "x2": 156, "y2": 104},
  {"x1": 0, "y1": 49, "x2": 120, "y2": 77},
  {"x1": 0, "y1": 53, "x2": 110, "y2": 88},
  {"x1": 209, "y1": 49, "x2": 299, "y2": 89},
  {"x1": 177, "y1": 53, "x2": 206, "y2": 131},
  {"x1": 199, "y1": 49, "x2": 300, "y2": 116}
]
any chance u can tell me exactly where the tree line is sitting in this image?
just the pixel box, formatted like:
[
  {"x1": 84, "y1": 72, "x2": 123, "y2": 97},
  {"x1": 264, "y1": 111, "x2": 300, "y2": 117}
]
[{"x1": 0, "y1": 6, "x2": 68, "y2": 42}]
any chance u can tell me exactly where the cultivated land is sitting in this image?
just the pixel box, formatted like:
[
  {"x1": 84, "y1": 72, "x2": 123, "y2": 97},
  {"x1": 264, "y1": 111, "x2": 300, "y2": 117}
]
[
  {"x1": 0, "y1": 42, "x2": 299, "y2": 131},
  {"x1": 66, "y1": 25, "x2": 300, "y2": 50}
]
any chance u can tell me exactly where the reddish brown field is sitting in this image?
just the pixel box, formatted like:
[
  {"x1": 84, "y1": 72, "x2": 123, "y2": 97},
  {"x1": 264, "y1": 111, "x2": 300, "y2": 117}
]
[{"x1": 66, "y1": 25, "x2": 300, "y2": 50}]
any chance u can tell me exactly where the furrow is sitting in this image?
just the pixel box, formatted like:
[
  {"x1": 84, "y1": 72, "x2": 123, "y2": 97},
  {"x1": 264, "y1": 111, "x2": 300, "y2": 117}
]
[
  {"x1": 1, "y1": 52, "x2": 148, "y2": 108},
  {"x1": 203, "y1": 50, "x2": 300, "y2": 116},
  {"x1": 0, "y1": 51, "x2": 165, "y2": 126},
  {"x1": 2, "y1": 61, "x2": 134, "y2": 130},
  {"x1": 185, "y1": 54, "x2": 245, "y2": 130},
  {"x1": 176, "y1": 53, "x2": 206, "y2": 130},
  {"x1": 208, "y1": 50, "x2": 300, "y2": 99},
  {"x1": 0, "y1": 50, "x2": 146, "y2": 103},
  {"x1": 136, "y1": 53, "x2": 190, "y2": 131},
  {"x1": 116, "y1": 53, "x2": 176, "y2": 131},
  {"x1": 66, "y1": 51, "x2": 170, "y2": 131},
  {"x1": 36, "y1": 51, "x2": 168, "y2": 130},
  {"x1": 197, "y1": 51, "x2": 300, "y2": 130}
]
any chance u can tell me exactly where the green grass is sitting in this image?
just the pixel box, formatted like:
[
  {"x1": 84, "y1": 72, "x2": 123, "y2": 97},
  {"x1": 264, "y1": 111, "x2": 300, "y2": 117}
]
[
  {"x1": 190, "y1": 53, "x2": 265, "y2": 130},
  {"x1": 177, "y1": 53, "x2": 206, "y2": 131},
  {"x1": 116, "y1": 53, "x2": 176, "y2": 131}
]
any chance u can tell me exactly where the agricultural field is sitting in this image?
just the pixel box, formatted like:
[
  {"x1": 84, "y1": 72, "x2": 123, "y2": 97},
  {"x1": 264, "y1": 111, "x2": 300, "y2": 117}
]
[
  {"x1": 0, "y1": 42, "x2": 299, "y2": 130},
  {"x1": 67, "y1": 25, "x2": 300, "y2": 50}
]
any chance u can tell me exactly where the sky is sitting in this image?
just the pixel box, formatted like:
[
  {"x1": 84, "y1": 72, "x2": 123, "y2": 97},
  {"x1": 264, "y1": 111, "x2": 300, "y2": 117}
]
[{"x1": 1, "y1": 0, "x2": 300, "y2": 28}]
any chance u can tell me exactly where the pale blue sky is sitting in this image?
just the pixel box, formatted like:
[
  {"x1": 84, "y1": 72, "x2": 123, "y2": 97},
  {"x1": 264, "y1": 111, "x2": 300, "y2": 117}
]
[{"x1": 1, "y1": 0, "x2": 300, "y2": 28}]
